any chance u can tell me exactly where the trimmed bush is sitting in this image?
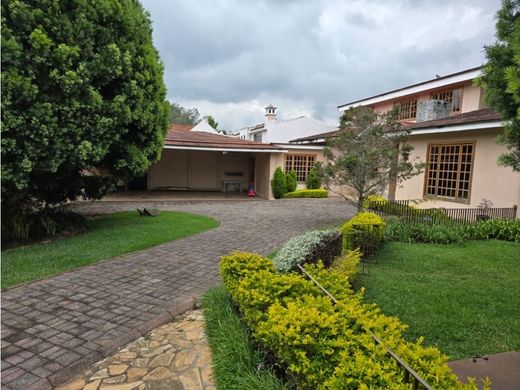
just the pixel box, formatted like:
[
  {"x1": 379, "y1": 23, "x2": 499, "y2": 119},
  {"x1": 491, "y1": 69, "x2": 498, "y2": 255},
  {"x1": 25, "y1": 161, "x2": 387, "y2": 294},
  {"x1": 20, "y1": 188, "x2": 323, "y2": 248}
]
[
  {"x1": 219, "y1": 252, "x2": 485, "y2": 389},
  {"x1": 306, "y1": 167, "x2": 321, "y2": 189},
  {"x1": 271, "y1": 167, "x2": 287, "y2": 199},
  {"x1": 340, "y1": 212, "x2": 386, "y2": 253},
  {"x1": 283, "y1": 189, "x2": 328, "y2": 198},
  {"x1": 272, "y1": 229, "x2": 341, "y2": 272},
  {"x1": 362, "y1": 194, "x2": 387, "y2": 209},
  {"x1": 285, "y1": 170, "x2": 297, "y2": 192}
]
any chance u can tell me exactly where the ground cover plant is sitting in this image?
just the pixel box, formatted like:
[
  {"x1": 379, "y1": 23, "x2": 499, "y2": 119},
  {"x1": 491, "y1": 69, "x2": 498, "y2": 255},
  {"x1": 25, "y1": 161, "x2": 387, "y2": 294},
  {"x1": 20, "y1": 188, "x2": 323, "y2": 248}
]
[
  {"x1": 202, "y1": 285, "x2": 286, "y2": 390},
  {"x1": 358, "y1": 240, "x2": 520, "y2": 360},
  {"x1": 2, "y1": 211, "x2": 219, "y2": 288}
]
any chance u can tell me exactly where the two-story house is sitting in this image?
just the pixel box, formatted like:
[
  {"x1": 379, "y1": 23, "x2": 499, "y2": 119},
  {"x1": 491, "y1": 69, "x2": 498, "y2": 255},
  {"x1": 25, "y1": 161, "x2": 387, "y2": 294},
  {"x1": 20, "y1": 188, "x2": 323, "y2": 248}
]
[{"x1": 295, "y1": 67, "x2": 519, "y2": 208}]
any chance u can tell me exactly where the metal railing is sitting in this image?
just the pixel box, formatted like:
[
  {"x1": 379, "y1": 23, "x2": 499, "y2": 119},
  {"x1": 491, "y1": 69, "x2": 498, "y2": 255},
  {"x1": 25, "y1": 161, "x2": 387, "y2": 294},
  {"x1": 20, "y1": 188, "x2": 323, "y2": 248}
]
[
  {"x1": 367, "y1": 200, "x2": 517, "y2": 225},
  {"x1": 297, "y1": 264, "x2": 434, "y2": 390}
]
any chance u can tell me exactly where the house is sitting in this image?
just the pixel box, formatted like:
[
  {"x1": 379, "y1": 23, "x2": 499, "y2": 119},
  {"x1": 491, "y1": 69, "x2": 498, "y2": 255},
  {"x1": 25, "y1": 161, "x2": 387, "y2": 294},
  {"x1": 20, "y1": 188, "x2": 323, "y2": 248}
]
[
  {"x1": 304, "y1": 66, "x2": 519, "y2": 208},
  {"x1": 235, "y1": 105, "x2": 334, "y2": 144}
]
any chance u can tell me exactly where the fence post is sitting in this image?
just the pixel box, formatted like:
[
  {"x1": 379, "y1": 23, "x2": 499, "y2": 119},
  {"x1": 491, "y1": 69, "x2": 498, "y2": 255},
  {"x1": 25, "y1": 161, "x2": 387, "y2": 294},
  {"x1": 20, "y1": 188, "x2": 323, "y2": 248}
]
[{"x1": 514, "y1": 205, "x2": 518, "y2": 219}]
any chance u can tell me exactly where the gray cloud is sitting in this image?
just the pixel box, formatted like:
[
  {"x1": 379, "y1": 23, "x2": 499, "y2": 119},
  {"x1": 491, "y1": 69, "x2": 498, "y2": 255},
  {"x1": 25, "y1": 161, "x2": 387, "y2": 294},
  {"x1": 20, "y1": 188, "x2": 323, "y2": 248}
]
[{"x1": 142, "y1": 0, "x2": 500, "y2": 130}]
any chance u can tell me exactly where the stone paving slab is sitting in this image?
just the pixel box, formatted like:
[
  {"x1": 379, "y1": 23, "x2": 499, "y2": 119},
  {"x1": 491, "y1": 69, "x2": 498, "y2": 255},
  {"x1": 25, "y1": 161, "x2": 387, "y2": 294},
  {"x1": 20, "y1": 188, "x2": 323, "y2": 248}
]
[
  {"x1": 57, "y1": 309, "x2": 214, "y2": 390},
  {"x1": 448, "y1": 351, "x2": 520, "y2": 390},
  {"x1": 1, "y1": 198, "x2": 355, "y2": 389}
]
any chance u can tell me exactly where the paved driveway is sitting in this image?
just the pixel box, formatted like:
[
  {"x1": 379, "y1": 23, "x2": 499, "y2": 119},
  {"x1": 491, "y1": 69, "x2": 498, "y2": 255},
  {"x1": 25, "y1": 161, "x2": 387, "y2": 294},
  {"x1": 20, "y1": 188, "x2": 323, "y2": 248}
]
[{"x1": 1, "y1": 198, "x2": 355, "y2": 389}]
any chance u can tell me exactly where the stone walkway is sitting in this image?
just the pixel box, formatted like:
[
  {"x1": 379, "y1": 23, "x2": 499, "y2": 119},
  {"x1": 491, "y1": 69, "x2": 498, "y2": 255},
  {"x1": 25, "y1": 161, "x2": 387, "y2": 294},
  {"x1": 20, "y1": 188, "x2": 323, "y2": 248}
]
[
  {"x1": 1, "y1": 198, "x2": 355, "y2": 389},
  {"x1": 57, "y1": 309, "x2": 213, "y2": 390}
]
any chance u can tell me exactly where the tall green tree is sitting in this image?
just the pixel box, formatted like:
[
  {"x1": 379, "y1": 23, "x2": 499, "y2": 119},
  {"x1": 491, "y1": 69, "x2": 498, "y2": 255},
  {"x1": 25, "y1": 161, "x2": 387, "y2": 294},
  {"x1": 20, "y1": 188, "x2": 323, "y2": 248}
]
[
  {"x1": 204, "y1": 115, "x2": 219, "y2": 130},
  {"x1": 170, "y1": 102, "x2": 200, "y2": 125},
  {"x1": 480, "y1": 0, "x2": 520, "y2": 171},
  {"x1": 321, "y1": 107, "x2": 422, "y2": 211},
  {"x1": 1, "y1": 0, "x2": 169, "y2": 211}
]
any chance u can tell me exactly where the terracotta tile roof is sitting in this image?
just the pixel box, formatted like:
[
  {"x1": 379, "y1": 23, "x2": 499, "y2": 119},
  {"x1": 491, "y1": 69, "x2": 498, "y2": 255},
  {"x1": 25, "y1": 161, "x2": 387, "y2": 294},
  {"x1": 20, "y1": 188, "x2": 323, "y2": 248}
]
[
  {"x1": 169, "y1": 123, "x2": 195, "y2": 132},
  {"x1": 164, "y1": 130, "x2": 284, "y2": 150},
  {"x1": 406, "y1": 108, "x2": 502, "y2": 130}
]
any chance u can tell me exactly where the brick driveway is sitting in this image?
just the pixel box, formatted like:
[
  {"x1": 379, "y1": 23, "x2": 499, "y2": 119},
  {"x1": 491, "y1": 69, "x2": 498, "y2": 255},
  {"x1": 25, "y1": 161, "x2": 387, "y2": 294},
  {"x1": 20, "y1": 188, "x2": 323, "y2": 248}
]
[{"x1": 1, "y1": 198, "x2": 355, "y2": 389}]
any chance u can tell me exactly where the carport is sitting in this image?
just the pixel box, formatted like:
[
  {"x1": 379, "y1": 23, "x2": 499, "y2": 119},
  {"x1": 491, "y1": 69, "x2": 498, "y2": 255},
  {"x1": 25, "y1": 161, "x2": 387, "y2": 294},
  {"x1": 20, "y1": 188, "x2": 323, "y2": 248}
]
[{"x1": 148, "y1": 130, "x2": 286, "y2": 199}]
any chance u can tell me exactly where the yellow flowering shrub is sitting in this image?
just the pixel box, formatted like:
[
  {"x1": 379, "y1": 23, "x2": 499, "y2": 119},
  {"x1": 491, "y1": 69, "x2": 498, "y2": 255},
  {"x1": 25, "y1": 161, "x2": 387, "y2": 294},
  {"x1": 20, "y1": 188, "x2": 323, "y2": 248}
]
[
  {"x1": 219, "y1": 252, "x2": 488, "y2": 390},
  {"x1": 340, "y1": 212, "x2": 386, "y2": 252}
]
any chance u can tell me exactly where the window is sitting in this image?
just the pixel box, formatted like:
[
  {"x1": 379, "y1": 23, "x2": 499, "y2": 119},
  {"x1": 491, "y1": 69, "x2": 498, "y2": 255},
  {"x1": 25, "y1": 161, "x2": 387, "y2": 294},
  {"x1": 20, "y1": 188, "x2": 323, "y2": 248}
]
[
  {"x1": 425, "y1": 142, "x2": 474, "y2": 202},
  {"x1": 253, "y1": 133, "x2": 262, "y2": 142},
  {"x1": 396, "y1": 99, "x2": 417, "y2": 120},
  {"x1": 430, "y1": 88, "x2": 462, "y2": 113},
  {"x1": 285, "y1": 154, "x2": 316, "y2": 182}
]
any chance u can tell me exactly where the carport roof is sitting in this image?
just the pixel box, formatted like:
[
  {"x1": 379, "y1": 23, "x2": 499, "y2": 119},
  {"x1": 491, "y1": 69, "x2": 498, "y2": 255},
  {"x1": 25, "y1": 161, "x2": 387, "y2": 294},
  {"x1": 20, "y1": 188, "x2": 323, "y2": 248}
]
[{"x1": 164, "y1": 130, "x2": 286, "y2": 152}]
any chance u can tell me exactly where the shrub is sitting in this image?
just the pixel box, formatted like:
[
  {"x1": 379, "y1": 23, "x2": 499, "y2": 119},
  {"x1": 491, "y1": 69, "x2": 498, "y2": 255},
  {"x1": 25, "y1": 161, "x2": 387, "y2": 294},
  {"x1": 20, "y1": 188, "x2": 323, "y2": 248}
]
[
  {"x1": 271, "y1": 167, "x2": 288, "y2": 199},
  {"x1": 384, "y1": 217, "x2": 520, "y2": 244},
  {"x1": 272, "y1": 229, "x2": 341, "y2": 272},
  {"x1": 362, "y1": 194, "x2": 387, "y2": 209},
  {"x1": 340, "y1": 212, "x2": 386, "y2": 253},
  {"x1": 285, "y1": 170, "x2": 297, "y2": 192},
  {"x1": 283, "y1": 189, "x2": 328, "y2": 198},
  {"x1": 306, "y1": 167, "x2": 321, "y2": 189},
  {"x1": 331, "y1": 249, "x2": 361, "y2": 280},
  {"x1": 220, "y1": 252, "x2": 485, "y2": 389}
]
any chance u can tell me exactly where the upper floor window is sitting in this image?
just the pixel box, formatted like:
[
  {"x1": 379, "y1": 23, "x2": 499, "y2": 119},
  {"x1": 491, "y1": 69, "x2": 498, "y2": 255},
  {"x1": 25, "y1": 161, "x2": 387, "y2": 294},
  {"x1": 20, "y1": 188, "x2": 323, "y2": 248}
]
[
  {"x1": 395, "y1": 99, "x2": 417, "y2": 120},
  {"x1": 430, "y1": 88, "x2": 462, "y2": 113},
  {"x1": 253, "y1": 133, "x2": 262, "y2": 142}
]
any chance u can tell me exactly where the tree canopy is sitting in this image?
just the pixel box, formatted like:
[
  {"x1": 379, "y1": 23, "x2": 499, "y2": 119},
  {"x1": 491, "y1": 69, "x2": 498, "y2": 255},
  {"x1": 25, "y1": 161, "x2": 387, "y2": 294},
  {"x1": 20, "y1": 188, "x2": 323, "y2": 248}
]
[
  {"x1": 169, "y1": 102, "x2": 200, "y2": 125},
  {"x1": 1, "y1": 0, "x2": 169, "y2": 210},
  {"x1": 480, "y1": 0, "x2": 520, "y2": 171},
  {"x1": 204, "y1": 115, "x2": 219, "y2": 130},
  {"x1": 321, "y1": 107, "x2": 422, "y2": 210}
]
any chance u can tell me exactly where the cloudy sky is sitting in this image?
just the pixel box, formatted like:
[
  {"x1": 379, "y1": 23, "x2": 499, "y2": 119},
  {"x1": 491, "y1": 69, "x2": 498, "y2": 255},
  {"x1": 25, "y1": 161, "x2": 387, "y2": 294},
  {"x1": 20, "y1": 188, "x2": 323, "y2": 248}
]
[{"x1": 141, "y1": 0, "x2": 501, "y2": 131}]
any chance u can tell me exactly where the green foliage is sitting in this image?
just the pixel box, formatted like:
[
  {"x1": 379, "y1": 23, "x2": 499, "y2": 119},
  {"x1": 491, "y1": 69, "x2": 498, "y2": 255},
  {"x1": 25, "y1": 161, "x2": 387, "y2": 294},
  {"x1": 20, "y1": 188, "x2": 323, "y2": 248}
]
[
  {"x1": 340, "y1": 212, "x2": 386, "y2": 252},
  {"x1": 220, "y1": 252, "x2": 485, "y2": 389},
  {"x1": 170, "y1": 102, "x2": 200, "y2": 125},
  {"x1": 202, "y1": 286, "x2": 287, "y2": 390},
  {"x1": 283, "y1": 189, "x2": 328, "y2": 198},
  {"x1": 271, "y1": 229, "x2": 341, "y2": 272},
  {"x1": 271, "y1": 167, "x2": 288, "y2": 199},
  {"x1": 204, "y1": 115, "x2": 219, "y2": 130},
  {"x1": 384, "y1": 217, "x2": 520, "y2": 244},
  {"x1": 2, "y1": 211, "x2": 219, "y2": 288},
  {"x1": 480, "y1": 0, "x2": 520, "y2": 171},
  {"x1": 305, "y1": 167, "x2": 321, "y2": 189},
  {"x1": 331, "y1": 249, "x2": 362, "y2": 280},
  {"x1": 1, "y1": 0, "x2": 170, "y2": 214},
  {"x1": 285, "y1": 170, "x2": 297, "y2": 192},
  {"x1": 2, "y1": 207, "x2": 86, "y2": 246},
  {"x1": 321, "y1": 106, "x2": 423, "y2": 210},
  {"x1": 362, "y1": 194, "x2": 387, "y2": 208}
]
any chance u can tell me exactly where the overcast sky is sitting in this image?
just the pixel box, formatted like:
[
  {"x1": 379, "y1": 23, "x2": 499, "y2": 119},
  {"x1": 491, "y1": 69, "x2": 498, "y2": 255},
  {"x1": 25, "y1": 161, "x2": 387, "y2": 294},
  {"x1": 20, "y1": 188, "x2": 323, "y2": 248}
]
[{"x1": 141, "y1": 0, "x2": 501, "y2": 131}]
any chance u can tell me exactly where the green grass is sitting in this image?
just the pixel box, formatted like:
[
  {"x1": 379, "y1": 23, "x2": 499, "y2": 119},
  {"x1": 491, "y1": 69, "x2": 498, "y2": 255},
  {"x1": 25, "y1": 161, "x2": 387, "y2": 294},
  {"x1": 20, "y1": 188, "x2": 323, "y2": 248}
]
[
  {"x1": 202, "y1": 285, "x2": 286, "y2": 390},
  {"x1": 357, "y1": 240, "x2": 520, "y2": 360},
  {"x1": 2, "y1": 211, "x2": 219, "y2": 289}
]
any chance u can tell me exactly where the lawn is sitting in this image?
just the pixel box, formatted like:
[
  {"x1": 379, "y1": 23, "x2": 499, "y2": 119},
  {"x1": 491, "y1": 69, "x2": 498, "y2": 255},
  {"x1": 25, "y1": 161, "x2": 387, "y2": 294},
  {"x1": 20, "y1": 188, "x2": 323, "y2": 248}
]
[
  {"x1": 202, "y1": 285, "x2": 286, "y2": 390},
  {"x1": 2, "y1": 211, "x2": 219, "y2": 289},
  {"x1": 357, "y1": 240, "x2": 520, "y2": 360}
]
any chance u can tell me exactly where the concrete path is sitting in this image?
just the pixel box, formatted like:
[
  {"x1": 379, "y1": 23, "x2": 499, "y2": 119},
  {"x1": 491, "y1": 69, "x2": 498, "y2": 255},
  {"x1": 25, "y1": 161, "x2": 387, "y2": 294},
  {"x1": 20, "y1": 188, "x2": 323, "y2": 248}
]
[{"x1": 1, "y1": 198, "x2": 355, "y2": 389}]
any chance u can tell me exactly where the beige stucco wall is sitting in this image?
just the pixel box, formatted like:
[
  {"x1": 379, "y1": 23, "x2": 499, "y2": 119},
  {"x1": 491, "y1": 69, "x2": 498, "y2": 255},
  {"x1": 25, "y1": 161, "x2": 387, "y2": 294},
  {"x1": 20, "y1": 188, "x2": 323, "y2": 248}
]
[
  {"x1": 254, "y1": 153, "x2": 271, "y2": 199},
  {"x1": 371, "y1": 81, "x2": 482, "y2": 117},
  {"x1": 394, "y1": 128, "x2": 520, "y2": 208},
  {"x1": 149, "y1": 149, "x2": 253, "y2": 193}
]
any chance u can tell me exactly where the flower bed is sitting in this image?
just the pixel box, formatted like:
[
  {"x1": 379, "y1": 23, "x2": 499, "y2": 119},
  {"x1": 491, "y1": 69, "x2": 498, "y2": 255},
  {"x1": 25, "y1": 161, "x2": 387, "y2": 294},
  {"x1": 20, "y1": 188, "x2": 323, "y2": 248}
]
[{"x1": 283, "y1": 189, "x2": 328, "y2": 198}]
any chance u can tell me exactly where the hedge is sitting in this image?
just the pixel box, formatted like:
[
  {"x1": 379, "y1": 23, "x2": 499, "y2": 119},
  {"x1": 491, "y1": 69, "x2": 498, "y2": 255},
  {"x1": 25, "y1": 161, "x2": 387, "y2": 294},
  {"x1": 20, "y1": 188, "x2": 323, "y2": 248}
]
[
  {"x1": 220, "y1": 252, "x2": 486, "y2": 389},
  {"x1": 283, "y1": 189, "x2": 328, "y2": 198},
  {"x1": 271, "y1": 229, "x2": 341, "y2": 272},
  {"x1": 339, "y1": 211, "x2": 385, "y2": 253}
]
